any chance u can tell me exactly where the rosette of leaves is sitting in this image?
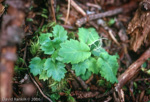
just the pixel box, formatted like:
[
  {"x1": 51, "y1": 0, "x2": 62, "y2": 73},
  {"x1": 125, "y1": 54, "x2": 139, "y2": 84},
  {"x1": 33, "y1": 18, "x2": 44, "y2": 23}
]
[{"x1": 29, "y1": 25, "x2": 119, "y2": 83}]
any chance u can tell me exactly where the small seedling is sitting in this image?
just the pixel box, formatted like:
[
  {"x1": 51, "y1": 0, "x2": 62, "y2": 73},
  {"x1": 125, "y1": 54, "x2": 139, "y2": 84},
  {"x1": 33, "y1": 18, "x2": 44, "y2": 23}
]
[{"x1": 29, "y1": 25, "x2": 119, "y2": 83}]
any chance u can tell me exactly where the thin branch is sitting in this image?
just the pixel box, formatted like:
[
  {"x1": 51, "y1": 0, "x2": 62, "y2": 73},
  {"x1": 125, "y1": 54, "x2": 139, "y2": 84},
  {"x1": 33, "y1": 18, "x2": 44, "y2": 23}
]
[
  {"x1": 108, "y1": 28, "x2": 120, "y2": 46},
  {"x1": 28, "y1": 73, "x2": 53, "y2": 102},
  {"x1": 115, "y1": 47, "x2": 150, "y2": 91},
  {"x1": 65, "y1": 0, "x2": 71, "y2": 24},
  {"x1": 76, "y1": 8, "x2": 123, "y2": 27},
  {"x1": 66, "y1": 65, "x2": 88, "y2": 90},
  {"x1": 115, "y1": 47, "x2": 150, "y2": 100},
  {"x1": 70, "y1": 0, "x2": 86, "y2": 16},
  {"x1": 96, "y1": 89, "x2": 115, "y2": 99},
  {"x1": 49, "y1": 0, "x2": 56, "y2": 22}
]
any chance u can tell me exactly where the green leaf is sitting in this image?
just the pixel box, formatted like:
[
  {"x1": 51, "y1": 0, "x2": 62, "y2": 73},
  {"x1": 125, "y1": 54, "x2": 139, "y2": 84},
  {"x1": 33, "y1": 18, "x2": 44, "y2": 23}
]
[
  {"x1": 90, "y1": 40, "x2": 106, "y2": 57},
  {"x1": 39, "y1": 33, "x2": 52, "y2": 45},
  {"x1": 90, "y1": 40, "x2": 101, "y2": 51},
  {"x1": 52, "y1": 25, "x2": 68, "y2": 42},
  {"x1": 88, "y1": 57, "x2": 99, "y2": 74},
  {"x1": 30, "y1": 40, "x2": 40, "y2": 56},
  {"x1": 16, "y1": 57, "x2": 25, "y2": 65},
  {"x1": 39, "y1": 70, "x2": 49, "y2": 81},
  {"x1": 80, "y1": 70, "x2": 92, "y2": 81},
  {"x1": 108, "y1": 18, "x2": 115, "y2": 26},
  {"x1": 78, "y1": 28, "x2": 99, "y2": 45},
  {"x1": 41, "y1": 14, "x2": 48, "y2": 18},
  {"x1": 26, "y1": 18, "x2": 33, "y2": 22},
  {"x1": 67, "y1": 96, "x2": 76, "y2": 102},
  {"x1": 15, "y1": 66, "x2": 27, "y2": 73},
  {"x1": 39, "y1": 33, "x2": 54, "y2": 54},
  {"x1": 92, "y1": 47, "x2": 106, "y2": 57},
  {"x1": 59, "y1": 39, "x2": 91, "y2": 64},
  {"x1": 97, "y1": 52, "x2": 119, "y2": 83},
  {"x1": 51, "y1": 50, "x2": 58, "y2": 60},
  {"x1": 29, "y1": 57, "x2": 45, "y2": 76},
  {"x1": 97, "y1": 80, "x2": 105, "y2": 86},
  {"x1": 50, "y1": 93, "x2": 60, "y2": 101},
  {"x1": 52, "y1": 38, "x2": 62, "y2": 49},
  {"x1": 142, "y1": 62, "x2": 147, "y2": 68},
  {"x1": 51, "y1": 51, "x2": 64, "y2": 62},
  {"x1": 44, "y1": 58, "x2": 67, "y2": 81},
  {"x1": 72, "y1": 59, "x2": 88, "y2": 76},
  {"x1": 40, "y1": 41, "x2": 55, "y2": 55},
  {"x1": 42, "y1": 8, "x2": 48, "y2": 14}
]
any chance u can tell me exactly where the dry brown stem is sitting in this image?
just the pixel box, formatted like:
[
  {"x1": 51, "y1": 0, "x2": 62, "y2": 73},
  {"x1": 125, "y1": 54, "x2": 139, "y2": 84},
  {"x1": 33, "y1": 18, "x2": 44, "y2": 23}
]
[
  {"x1": 50, "y1": 0, "x2": 56, "y2": 22},
  {"x1": 65, "y1": 0, "x2": 71, "y2": 24},
  {"x1": 29, "y1": 73, "x2": 53, "y2": 102},
  {"x1": 115, "y1": 47, "x2": 150, "y2": 91},
  {"x1": 76, "y1": 8, "x2": 123, "y2": 27},
  {"x1": 70, "y1": 0, "x2": 86, "y2": 16},
  {"x1": 115, "y1": 47, "x2": 150, "y2": 101}
]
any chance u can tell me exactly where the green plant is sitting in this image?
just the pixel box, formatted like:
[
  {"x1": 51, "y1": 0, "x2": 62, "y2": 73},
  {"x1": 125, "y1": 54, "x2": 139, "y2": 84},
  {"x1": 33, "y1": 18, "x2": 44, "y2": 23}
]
[
  {"x1": 108, "y1": 18, "x2": 115, "y2": 26},
  {"x1": 41, "y1": 8, "x2": 48, "y2": 18},
  {"x1": 29, "y1": 25, "x2": 119, "y2": 83},
  {"x1": 30, "y1": 39, "x2": 40, "y2": 56},
  {"x1": 48, "y1": 78, "x2": 68, "y2": 101}
]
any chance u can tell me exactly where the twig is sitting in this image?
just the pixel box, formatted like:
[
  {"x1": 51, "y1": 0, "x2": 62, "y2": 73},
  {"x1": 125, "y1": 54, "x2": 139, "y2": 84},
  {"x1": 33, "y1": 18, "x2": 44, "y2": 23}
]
[
  {"x1": 104, "y1": 96, "x2": 112, "y2": 102},
  {"x1": 89, "y1": 21, "x2": 99, "y2": 30},
  {"x1": 66, "y1": 65, "x2": 88, "y2": 90},
  {"x1": 85, "y1": 74, "x2": 93, "y2": 84},
  {"x1": 139, "y1": 90, "x2": 145, "y2": 102},
  {"x1": 97, "y1": 19, "x2": 120, "y2": 46},
  {"x1": 28, "y1": 73, "x2": 53, "y2": 102},
  {"x1": 71, "y1": 91, "x2": 99, "y2": 99},
  {"x1": 119, "y1": 89, "x2": 125, "y2": 102},
  {"x1": 70, "y1": 0, "x2": 86, "y2": 16},
  {"x1": 115, "y1": 47, "x2": 150, "y2": 100},
  {"x1": 129, "y1": 81, "x2": 135, "y2": 101},
  {"x1": 115, "y1": 47, "x2": 150, "y2": 91},
  {"x1": 65, "y1": 0, "x2": 71, "y2": 24},
  {"x1": 76, "y1": 8, "x2": 123, "y2": 27},
  {"x1": 113, "y1": 92, "x2": 120, "y2": 102},
  {"x1": 108, "y1": 28, "x2": 120, "y2": 46},
  {"x1": 21, "y1": 43, "x2": 28, "y2": 67},
  {"x1": 49, "y1": 0, "x2": 56, "y2": 22},
  {"x1": 96, "y1": 89, "x2": 115, "y2": 99},
  {"x1": 135, "y1": 78, "x2": 150, "y2": 81},
  {"x1": 61, "y1": 24, "x2": 76, "y2": 30},
  {"x1": 86, "y1": 3, "x2": 101, "y2": 10},
  {"x1": 71, "y1": 70, "x2": 88, "y2": 90}
]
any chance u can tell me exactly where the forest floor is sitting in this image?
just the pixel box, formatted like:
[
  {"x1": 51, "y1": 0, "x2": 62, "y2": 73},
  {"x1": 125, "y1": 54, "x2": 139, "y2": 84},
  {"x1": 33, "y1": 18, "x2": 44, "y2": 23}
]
[{"x1": 1, "y1": 0, "x2": 150, "y2": 102}]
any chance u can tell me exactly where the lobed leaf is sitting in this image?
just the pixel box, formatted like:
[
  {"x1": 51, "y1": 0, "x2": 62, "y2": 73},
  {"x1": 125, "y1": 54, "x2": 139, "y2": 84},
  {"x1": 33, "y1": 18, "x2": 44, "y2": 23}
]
[
  {"x1": 88, "y1": 57, "x2": 99, "y2": 74},
  {"x1": 39, "y1": 33, "x2": 52, "y2": 45},
  {"x1": 80, "y1": 70, "x2": 92, "y2": 81},
  {"x1": 59, "y1": 39, "x2": 91, "y2": 64},
  {"x1": 52, "y1": 25, "x2": 68, "y2": 42},
  {"x1": 39, "y1": 33, "x2": 54, "y2": 55},
  {"x1": 97, "y1": 52, "x2": 119, "y2": 83},
  {"x1": 52, "y1": 38, "x2": 62, "y2": 49},
  {"x1": 29, "y1": 57, "x2": 45, "y2": 76},
  {"x1": 72, "y1": 59, "x2": 89, "y2": 76},
  {"x1": 92, "y1": 47, "x2": 106, "y2": 57},
  {"x1": 40, "y1": 41, "x2": 54, "y2": 55},
  {"x1": 39, "y1": 70, "x2": 49, "y2": 81},
  {"x1": 78, "y1": 28, "x2": 99, "y2": 45},
  {"x1": 44, "y1": 58, "x2": 67, "y2": 81}
]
